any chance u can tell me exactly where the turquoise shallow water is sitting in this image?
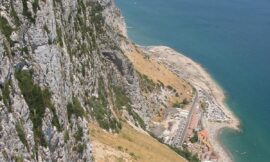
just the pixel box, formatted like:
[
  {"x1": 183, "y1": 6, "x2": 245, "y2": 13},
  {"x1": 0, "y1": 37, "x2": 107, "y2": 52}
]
[{"x1": 115, "y1": 0, "x2": 270, "y2": 161}]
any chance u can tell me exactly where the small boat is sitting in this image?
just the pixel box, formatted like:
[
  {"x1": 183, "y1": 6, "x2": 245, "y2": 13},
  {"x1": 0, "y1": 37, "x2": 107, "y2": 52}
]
[{"x1": 241, "y1": 152, "x2": 247, "y2": 155}]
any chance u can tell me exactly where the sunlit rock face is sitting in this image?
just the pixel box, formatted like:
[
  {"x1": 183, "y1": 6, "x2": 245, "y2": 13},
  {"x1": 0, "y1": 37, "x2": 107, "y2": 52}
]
[{"x1": 0, "y1": 0, "x2": 191, "y2": 161}]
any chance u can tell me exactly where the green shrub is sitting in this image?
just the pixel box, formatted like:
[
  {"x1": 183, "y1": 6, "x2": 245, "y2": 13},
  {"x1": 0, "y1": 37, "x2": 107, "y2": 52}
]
[
  {"x1": 157, "y1": 80, "x2": 164, "y2": 87},
  {"x1": 22, "y1": 0, "x2": 35, "y2": 23},
  {"x1": 90, "y1": 94, "x2": 109, "y2": 130},
  {"x1": 64, "y1": 130, "x2": 69, "y2": 143},
  {"x1": 14, "y1": 155, "x2": 24, "y2": 162},
  {"x1": 2, "y1": 80, "x2": 12, "y2": 112},
  {"x1": 11, "y1": 2, "x2": 21, "y2": 27},
  {"x1": 15, "y1": 70, "x2": 61, "y2": 150},
  {"x1": 16, "y1": 70, "x2": 47, "y2": 147},
  {"x1": 67, "y1": 97, "x2": 85, "y2": 121},
  {"x1": 73, "y1": 143, "x2": 86, "y2": 154},
  {"x1": 32, "y1": 0, "x2": 40, "y2": 14},
  {"x1": 42, "y1": 88, "x2": 61, "y2": 131},
  {"x1": 53, "y1": 0, "x2": 61, "y2": 4},
  {"x1": 0, "y1": 16, "x2": 13, "y2": 41},
  {"x1": 21, "y1": 47, "x2": 29, "y2": 55},
  {"x1": 81, "y1": 64, "x2": 86, "y2": 77},
  {"x1": 90, "y1": 97, "x2": 118, "y2": 131},
  {"x1": 200, "y1": 101, "x2": 207, "y2": 112},
  {"x1": 166, "y1": 85, "x2": 174, "y2": 90},
  {"x1": 170, "y1": 147, "x2": 200, "y2": 162},
  {"x1": 15, "y1": 122, "x2": 29, "y2": 151},
  {"x1": 89, "y1": 80, "x2": 121, "y2": 132},
  {"x1": 172, "y1": 102, "x2": 183, "y2": 108},
  {"x1": 113, "y1": 86, "x2": 129, "y2": 110},
  {"x1": 117, "y1": 146, "x2": 123, "y2": 151},
  {"x1": 138, "y1": 73, "x2": 156, "y2": 93},
  {"x1": 56, "y1": 24, "x2": 63, "y2": 47},
  {"x1": 183, "y1": 98, "x2": 189, "y2": 105},
  {"x1": 173, "y1": 99, "x2": 189, "y2": 108},
  {"x1": 149, "y1": 133, "x2": 200, "y2": 162},
  {"x1": 2, "y1": 43, "x2": 8, "y2": 57},
  {"x1": 74, "y1": 126, "x2": 83, "y2": 141},
  {"x1": 127, "y1": 108, "x2": 146, "y2": 130},
  {"x1": 129, "y1": 152, "x2": 138, "y2": 160},
  {"x1": 190, "y1": 134, "x2": 198, "y2": 143},
  {"x1": 110, "y1": 118, "x2": 122, "y2": 133},
  {"x1": 43, "y1": 24, "x2": 49, "y2": 34},
  {"x1": 113, "y1": 86, "x2": 145, "y2": 130},
  {"x1": 89, "y1": 2, "x2": 105, "y2": 33},
  {"x1": 90, "y1": 79, "x2": 108, "y2": 129}
]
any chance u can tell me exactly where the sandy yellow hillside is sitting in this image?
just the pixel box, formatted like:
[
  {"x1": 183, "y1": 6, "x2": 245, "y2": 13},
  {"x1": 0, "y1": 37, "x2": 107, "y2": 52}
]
[
  {"x1": 125, "y1": 45, "x2": 193, "y2": 105},
  {"x1": 89, "y1": 123, "x2": 186, "y2": 162}
]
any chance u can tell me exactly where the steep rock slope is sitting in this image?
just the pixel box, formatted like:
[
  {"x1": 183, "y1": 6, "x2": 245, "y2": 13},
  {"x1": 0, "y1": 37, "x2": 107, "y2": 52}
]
[{"x1": 0, "y1": 0, "x2": 192, "y2": 161}]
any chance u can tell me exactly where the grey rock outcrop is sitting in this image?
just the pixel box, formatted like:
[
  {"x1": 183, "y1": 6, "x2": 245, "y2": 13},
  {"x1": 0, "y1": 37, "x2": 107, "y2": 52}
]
[{"x1": 0, "y1": 0, "x2": 171, "y2": 161}]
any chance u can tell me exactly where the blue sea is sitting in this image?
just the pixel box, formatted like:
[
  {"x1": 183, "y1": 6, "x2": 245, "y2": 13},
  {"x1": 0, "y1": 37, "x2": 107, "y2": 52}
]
[{"x1": 115, "y1": 0, "x2": 270, "y2": 161}]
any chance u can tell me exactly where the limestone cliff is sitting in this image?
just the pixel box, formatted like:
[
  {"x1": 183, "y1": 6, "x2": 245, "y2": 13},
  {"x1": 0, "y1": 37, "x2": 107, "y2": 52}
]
[{"x1": 0, "y1": 0, "x2": 192, "y2": 161}]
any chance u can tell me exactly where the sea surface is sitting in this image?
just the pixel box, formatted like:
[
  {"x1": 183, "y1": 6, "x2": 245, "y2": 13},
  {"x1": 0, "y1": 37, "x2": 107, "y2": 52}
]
[{"x1": 115, "y1": 0, "x2": 270, "y2": 161}]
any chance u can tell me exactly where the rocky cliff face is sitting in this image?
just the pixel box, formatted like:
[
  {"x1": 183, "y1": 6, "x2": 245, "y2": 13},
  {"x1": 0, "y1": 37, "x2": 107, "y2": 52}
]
[{"x1": 0, "y1": 0, "x2": 191, "y2": 161}]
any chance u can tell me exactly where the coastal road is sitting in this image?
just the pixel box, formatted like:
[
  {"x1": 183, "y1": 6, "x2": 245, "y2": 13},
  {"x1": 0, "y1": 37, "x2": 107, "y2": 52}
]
[{"x1": 179, "y1": 91, "x2": 199, "y2": 146}]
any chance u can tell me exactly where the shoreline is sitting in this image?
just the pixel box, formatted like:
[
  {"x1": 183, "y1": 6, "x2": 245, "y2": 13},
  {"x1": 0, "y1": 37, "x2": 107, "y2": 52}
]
[
  {"x1": 115, "y1": 6, "x2": 240, "y2": 161},
  {"x1": 217, "y1": 127, "x2": 237, "y2": 162},
  {"x1": 143, "y1": 46, "x2": 240, "y2": 162}
]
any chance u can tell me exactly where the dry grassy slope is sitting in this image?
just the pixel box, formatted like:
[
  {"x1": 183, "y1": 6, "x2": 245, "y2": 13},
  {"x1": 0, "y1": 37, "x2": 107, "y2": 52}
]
[
  {"x1": 90, "y1": 123, "x2": 186, "y2": 162},
  {"x1": 88, "y1": 37, "x2": 194, "y2": 162},
  {"x1": 126, "y1": 45, "x2": 193, "y2": 105}
]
